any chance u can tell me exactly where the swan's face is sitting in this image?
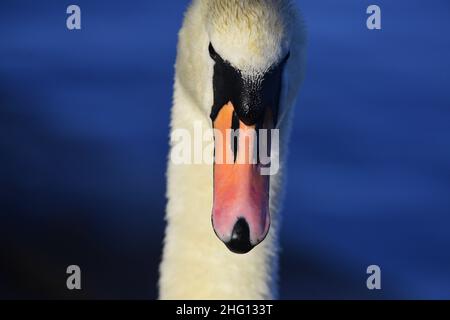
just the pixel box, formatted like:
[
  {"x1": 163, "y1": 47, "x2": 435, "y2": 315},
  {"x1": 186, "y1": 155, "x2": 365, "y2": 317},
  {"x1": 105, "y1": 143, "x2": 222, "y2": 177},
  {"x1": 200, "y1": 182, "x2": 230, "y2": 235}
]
[{"x1": 206, "y1": 0, "x2": 293, "y2": 253}]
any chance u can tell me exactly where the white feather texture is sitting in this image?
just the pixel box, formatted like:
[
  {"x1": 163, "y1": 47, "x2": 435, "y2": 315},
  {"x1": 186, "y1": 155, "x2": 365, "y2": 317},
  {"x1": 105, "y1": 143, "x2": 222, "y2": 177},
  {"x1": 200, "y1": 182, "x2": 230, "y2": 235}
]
[{"x1": 159, "y1": 0, "x2": 306, "y2": 299}]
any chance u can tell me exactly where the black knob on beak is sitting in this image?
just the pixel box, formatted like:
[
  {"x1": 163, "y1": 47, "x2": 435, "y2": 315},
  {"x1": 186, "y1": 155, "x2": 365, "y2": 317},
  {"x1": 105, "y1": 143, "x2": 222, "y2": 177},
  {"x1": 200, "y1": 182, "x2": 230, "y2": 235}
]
[{"x1": 225, "y1": 218, "x2": 254, "y2": 254}]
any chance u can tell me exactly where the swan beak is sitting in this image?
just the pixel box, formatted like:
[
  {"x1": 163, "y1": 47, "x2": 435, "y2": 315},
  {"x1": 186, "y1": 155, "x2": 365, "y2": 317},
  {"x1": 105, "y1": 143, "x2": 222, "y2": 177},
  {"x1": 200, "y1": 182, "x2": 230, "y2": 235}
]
[{"x1": 211, "y1": 102, "x2": 272, "y2": 254}]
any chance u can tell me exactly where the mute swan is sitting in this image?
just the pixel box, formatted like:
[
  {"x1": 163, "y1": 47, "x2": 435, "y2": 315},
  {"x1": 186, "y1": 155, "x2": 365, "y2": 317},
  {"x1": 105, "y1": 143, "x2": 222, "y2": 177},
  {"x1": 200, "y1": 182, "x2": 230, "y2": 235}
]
[{"x1": 159, "y1": 0, "x2": 306, "y2": 299}]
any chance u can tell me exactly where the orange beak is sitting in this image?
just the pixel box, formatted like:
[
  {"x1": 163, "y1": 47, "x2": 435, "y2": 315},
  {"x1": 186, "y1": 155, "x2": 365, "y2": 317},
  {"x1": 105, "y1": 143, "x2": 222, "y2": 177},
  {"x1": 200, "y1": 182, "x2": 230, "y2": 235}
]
[
  {"x1": 207, "y1": 43, "x2": 288, "y2": 253},
  {"x1": 211, "y1": 102, "x2": 272, "y2": 253}
]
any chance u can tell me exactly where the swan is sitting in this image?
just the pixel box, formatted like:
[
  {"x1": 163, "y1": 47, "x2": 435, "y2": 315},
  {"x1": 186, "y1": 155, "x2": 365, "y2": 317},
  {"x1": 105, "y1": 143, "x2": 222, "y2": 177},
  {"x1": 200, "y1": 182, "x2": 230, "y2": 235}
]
[{"x1": 159, "y1": 0, "x2": 306, "y2": 299}]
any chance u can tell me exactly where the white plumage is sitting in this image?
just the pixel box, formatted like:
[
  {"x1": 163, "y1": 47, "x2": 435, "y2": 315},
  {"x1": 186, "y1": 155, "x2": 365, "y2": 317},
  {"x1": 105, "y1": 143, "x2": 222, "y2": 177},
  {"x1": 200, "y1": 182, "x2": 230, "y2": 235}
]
[{"x1": 159, "y1": 0, "x2": 306, "y2": 299}]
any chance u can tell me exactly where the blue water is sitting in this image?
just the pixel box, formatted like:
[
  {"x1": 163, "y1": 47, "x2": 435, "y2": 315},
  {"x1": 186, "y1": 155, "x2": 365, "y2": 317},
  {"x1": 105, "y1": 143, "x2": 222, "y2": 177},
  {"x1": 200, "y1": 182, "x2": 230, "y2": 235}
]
[{"x1": 1, "y1": 1, "x2": 449, "y2": 299}]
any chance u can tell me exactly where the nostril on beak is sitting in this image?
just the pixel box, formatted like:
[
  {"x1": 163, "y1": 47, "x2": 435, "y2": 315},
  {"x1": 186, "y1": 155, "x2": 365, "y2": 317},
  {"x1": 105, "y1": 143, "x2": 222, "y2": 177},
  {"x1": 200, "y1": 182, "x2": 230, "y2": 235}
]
[{"x1": 225, "y1": 218, "x2": 254, "y2": 254}]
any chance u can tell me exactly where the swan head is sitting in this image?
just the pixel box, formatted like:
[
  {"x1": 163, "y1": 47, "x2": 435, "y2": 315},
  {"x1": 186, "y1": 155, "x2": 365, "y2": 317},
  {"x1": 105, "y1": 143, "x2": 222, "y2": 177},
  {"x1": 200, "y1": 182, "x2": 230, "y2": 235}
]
[
  {"x1": 205, "y1": 0, "x2": 296, "y2": 253},
  {"x1": 206, "y1": 0, "x2": 292, "y2": 75}
]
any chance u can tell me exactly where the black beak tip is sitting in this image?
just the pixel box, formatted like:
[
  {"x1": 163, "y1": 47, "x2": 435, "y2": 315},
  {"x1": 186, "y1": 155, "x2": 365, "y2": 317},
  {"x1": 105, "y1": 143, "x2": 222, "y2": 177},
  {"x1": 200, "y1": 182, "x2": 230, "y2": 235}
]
[{"x1": 225, "y1": 218, "x2": 254, "y2": 254}]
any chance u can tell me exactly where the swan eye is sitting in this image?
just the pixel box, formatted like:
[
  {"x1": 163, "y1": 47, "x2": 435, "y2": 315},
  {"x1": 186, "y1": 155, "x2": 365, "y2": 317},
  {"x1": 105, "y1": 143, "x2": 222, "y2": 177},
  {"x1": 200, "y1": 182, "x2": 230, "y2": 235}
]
[
  {"x1": 208, "y1": 43, "x2": 221, "y2": 61},
  {"x1": 282, "y1": 51, "x2": 291, "y2": 64},
  {"x1": 267, "y1": 51, "x2": 291, "y2": 74}
]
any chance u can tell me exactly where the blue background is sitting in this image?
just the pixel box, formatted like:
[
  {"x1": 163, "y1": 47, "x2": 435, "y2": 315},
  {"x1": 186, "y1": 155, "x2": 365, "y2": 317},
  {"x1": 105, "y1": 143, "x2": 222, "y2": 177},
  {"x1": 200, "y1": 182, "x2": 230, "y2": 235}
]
[{"x1": 1, "y1": 1, "x2": 449, "y2": 299}]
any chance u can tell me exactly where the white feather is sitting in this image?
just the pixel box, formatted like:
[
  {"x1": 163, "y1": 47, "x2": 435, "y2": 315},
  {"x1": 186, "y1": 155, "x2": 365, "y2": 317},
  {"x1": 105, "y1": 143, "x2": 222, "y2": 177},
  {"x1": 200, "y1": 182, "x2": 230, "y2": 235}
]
[{"x1": 159, "y1": 0, "x2": 306, "y2": 299}]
